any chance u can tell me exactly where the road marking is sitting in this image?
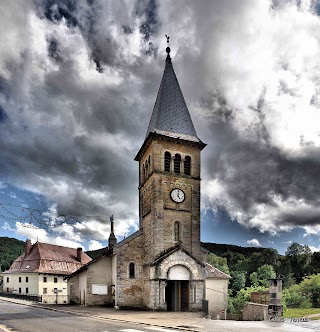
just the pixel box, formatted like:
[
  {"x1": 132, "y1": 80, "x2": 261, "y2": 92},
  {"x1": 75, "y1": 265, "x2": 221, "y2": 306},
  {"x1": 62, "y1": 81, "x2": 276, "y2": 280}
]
[{"x1": 145, "y1": 327, "x2": 182, "y2": 332}]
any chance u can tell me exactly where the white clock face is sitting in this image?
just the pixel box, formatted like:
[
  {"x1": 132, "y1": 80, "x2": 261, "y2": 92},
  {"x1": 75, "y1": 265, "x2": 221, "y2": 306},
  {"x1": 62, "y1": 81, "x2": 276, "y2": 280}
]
[{"x1": 170, "y1": 188, "x2": 185, "y2": 203}]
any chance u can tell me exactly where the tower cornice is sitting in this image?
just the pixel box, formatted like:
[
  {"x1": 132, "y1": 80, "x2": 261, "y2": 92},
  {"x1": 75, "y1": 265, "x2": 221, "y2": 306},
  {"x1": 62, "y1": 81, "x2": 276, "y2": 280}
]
[{"x1": 134, "y1": 132, "x2": 206, "y2": 162}]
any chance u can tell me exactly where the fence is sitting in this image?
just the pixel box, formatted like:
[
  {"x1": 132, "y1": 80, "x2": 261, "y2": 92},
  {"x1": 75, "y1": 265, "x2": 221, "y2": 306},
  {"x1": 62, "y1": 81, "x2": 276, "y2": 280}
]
[{"x1": 0, "y1": 291, "x2": 42, "y2": 302}]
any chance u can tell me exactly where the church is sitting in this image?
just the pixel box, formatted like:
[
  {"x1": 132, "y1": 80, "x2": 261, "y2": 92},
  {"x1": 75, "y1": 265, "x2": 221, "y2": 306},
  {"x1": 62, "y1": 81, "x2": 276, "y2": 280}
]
[{"x1": 68, "y1": 42, "x2": 229, "y2": 314}]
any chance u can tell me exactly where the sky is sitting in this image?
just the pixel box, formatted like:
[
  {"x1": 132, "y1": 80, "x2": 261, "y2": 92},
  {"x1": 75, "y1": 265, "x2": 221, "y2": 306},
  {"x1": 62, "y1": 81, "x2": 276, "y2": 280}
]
[{"x1": 1, "y1": 0, "x2": 320, "y2": 254}]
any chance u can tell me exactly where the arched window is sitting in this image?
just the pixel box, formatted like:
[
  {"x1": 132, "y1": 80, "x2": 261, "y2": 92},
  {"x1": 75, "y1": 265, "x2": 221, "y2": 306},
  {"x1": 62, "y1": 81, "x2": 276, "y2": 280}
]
[
  {"x1": 184, "y1": 156, "x2": 191, "y2": 175},
  {"x1": 129, "y1": 262, "x2": 135, "y2": 279},
  {"x1": 142, "y1": 165, "x2": 145, "y2": 182},
  {"x1": 174, "y1": 154, "x2": 181, "y2": 174},
  {"x1": 174, "y1": 221, "x2": 180, "y2": 242},
  {"x1": 164, "y1": 152, "x2": 171, "y2": 172},
  {"x1": 145, "y1": 161, "x2": 148, "y2": 179}
]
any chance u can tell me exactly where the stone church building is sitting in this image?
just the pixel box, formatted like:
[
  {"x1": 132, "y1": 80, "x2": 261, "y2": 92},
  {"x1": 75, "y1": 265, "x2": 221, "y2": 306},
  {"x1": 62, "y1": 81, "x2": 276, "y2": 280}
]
[{"x1": 69, "y1": 44, "x2": 229, "y2": 313}]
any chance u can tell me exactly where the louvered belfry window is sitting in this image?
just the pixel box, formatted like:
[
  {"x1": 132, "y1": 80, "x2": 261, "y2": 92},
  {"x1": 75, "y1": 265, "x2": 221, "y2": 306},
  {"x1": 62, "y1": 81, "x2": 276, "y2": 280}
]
[
  {"x1": 164, "y1": 152, "x2": 171, "y2": 172},
  {"x1": 174, "y1": 154, "x2": 181, "y2": 174},
  {"x1": 184, "y1": 156, "x2": 191, "y2": 175}
]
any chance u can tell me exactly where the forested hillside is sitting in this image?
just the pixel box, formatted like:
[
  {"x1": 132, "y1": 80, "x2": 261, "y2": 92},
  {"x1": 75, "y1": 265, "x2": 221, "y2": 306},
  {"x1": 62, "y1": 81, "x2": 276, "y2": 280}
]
[
  {"x1": 0, "y1": 237, "x2": 25, "y2": 271},
  {"x1": 202, "y1": 241, "x2": 320, "y2": 313}
]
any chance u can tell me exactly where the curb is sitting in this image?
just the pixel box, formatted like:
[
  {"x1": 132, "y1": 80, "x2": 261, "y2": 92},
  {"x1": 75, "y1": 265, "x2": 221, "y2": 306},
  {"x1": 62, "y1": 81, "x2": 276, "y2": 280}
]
[{"x1": 0, "y1": 298, "x2": 201, "y2": 332}]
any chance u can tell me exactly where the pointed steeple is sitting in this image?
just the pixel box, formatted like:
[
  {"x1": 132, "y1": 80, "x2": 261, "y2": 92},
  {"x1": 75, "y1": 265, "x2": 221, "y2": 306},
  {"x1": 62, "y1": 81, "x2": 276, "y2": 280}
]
[
  {"x1": 145, "y1": 38, "x2": 202, "y2": 143},
  {"x1": 108, "y1": 215, "x2": 117, "y2": 249}
]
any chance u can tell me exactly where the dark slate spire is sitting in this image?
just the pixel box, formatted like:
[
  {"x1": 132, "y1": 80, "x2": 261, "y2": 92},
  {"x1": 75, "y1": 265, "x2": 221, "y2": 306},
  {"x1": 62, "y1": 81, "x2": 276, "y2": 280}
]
[{"x1": 145, "y1": 37, "x2": 201, "y2": 143}]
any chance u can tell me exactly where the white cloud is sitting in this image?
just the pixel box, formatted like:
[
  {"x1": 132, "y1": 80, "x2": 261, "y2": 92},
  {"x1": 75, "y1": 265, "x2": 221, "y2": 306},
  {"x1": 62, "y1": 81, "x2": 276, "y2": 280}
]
[
  {"x1": 309, "y1": 245, "x2": 320, "y2": 252},
  {"x1": 247, "y1": 238, "x2": 261, "y2": 247},
  {"x1": 15, "y1": 222, "x2": 83, "y2": 249},
  {"x1": 1, "y1": 222, "x2": 14, "y2": 232},
  {"x1": 88, "y1": 240, "x2": 104, "y2": 251}
]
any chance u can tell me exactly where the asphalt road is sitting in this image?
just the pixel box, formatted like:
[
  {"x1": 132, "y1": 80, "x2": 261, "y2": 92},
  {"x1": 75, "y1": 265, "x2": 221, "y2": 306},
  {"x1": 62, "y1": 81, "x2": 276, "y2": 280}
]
[{"x1": 0, "y1": 300, "x2": 182, "y2": 332}]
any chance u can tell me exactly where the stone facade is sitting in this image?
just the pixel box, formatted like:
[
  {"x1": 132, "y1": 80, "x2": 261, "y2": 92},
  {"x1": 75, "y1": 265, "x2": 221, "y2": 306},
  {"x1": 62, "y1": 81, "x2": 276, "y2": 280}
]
[
  {"x1": 138, "y1": 136, "x2": 203, "y2": 264},
  {"x1": 114, "y1": 232, "x2": 145, "y2": 308},
  {"x1": 149, "y1": 248, "x2": 205, "y2": 311},
  {"x1": 68, "y1": 48, "x2": 229, "y2": 312},
  {"x1": 69, "y1": 255, "x2": 115, "y2": 306}
]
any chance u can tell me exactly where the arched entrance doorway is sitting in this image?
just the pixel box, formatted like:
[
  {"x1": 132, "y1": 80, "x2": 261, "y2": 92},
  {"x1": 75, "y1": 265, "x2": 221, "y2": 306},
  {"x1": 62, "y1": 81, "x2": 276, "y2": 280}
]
[{"x1": 165, "y1": 265, "x2": 190, "y2": 311}]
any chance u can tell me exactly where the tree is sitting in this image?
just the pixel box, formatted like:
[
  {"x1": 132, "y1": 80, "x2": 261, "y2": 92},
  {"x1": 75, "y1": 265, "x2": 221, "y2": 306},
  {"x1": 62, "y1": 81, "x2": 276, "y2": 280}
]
[
  {"x1": 230, "y1": 271, "x2": 246, "y2": 295},
  {"x1": 247, "y1": 252, "x2": 265, "y2": 274},
  {"x1": 207, "y1": 253, "x2": 230, "y2": 275},
  {"x1": 285, "y1": 243, "x2": 312, "y2": 282},
  {"x1": 229, "y1": 285, "x2": 268, "y2": 313},
  {"x1": 283, "y1": 274, "x2": 320, "y2": 308},
  {"x1": 249, "y1": 272, "x2": 259, "y2": 287},
  {"x1": 233, "y1": 254, "x2": 249, "y2": 272},
  {"x1": 249, "y1": 264, "x2": 276, "y2": 287},
  {"x1": 310, "y1": 252, "x2": 320, "y2": 274}
]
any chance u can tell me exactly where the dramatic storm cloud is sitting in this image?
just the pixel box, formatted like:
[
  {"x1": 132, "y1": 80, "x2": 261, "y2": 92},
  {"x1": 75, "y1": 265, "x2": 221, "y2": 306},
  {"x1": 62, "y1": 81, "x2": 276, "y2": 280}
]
[{"x1": 1, "y1": 0, "x2": 320, "y2": 249}]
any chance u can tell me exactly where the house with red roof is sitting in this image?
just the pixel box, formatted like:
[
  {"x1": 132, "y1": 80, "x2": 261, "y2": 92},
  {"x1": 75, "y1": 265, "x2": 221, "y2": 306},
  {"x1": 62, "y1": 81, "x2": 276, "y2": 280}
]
[{"x1": 2, "y1": 239, "x2": 91, "y2": 304}]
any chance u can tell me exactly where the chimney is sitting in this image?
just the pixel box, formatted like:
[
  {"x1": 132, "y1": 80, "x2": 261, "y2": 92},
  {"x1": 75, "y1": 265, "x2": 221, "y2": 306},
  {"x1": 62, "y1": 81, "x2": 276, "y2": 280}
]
[
  {"x1": 77, "y1": 247, "x2": 82, "y2": 263},
  {"x1": 108, "y1": 214, "x2": 117, "y2": 249},
  {"x1": 25, "y1": 239, "x2": 32, "y2": 256}
]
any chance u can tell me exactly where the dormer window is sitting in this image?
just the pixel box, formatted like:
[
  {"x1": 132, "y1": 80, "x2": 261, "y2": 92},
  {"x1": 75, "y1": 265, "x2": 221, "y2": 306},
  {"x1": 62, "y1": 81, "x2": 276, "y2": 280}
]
[
  {"x1": 184, "y1": 156, "x2": 191, "y2": 175},
  {"x1": 164, "y1": 152, "x2": 171, "y2": 172},
  {"x1": 174, "y1": 154, "x2": 181, "y2": 174}
]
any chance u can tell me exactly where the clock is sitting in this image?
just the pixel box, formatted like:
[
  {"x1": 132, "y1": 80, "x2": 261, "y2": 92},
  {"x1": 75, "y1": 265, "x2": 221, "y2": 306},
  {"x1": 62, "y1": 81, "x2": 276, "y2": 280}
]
[{"x1": 170, "y1": 188, "x2": 185, "y2": 203}]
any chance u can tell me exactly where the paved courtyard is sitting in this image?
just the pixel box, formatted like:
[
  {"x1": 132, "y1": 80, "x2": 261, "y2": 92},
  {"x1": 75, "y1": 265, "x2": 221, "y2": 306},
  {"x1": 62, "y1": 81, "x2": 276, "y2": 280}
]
[{"x1": 0, "y1": 297, "x2": 319, "y2": 332}]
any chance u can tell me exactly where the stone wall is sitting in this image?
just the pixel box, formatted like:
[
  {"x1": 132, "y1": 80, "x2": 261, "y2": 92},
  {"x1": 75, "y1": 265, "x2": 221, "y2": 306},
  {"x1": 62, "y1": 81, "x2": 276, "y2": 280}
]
[
  {"x1": 250, "y1": 291, "x2": 270, "y2": 304},
  {"x1": 242, "y1": 302, "x2": 268, "y2": 321},
  {"x1": 85, "y1": 256, "x2": 113, "y2": 306},
  {"x1": 115, "y1": 233, "x2": 145, "y2": 308}
]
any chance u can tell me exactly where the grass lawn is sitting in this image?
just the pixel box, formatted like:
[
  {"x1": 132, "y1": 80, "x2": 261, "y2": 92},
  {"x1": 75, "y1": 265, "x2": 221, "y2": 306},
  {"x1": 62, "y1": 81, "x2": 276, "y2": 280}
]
[{"x1": 284, "y1": 308, "x2": 320, "y2": 319}]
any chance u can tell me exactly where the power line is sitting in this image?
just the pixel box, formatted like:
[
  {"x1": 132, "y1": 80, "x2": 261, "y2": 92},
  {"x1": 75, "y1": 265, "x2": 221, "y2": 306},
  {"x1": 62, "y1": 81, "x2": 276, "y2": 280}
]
[{"x1": 0, "y1": 201, "x2": 105, "y2": 229}]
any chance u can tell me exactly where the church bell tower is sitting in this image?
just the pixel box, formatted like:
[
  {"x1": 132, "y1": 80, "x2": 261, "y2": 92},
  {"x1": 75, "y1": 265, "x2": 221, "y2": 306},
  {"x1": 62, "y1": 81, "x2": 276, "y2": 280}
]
[{"x1": 135, "y1": 39, "x2": 206, "y2": 264}]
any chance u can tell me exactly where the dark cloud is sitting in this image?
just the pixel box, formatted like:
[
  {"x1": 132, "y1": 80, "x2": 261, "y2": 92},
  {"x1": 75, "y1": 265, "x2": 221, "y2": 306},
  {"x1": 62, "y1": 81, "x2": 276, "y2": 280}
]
[
  {"x1": 41, "y1": 0, "x2": 78, "y2": 27},
  {"x1": 279, "y1": 208, "x2": 320, "y2": 227},
  {"x1": 0, "y1": 106, "x2": 8, "y2": 122},
  {"x1": 47, "y1": 39, "x2": 63, "y2": 62},
  {"x1": 138, "y1": 0, "x2": 159, "y2": 41},
  {"x1": 203, "y1": 103, "x2": 320, "y2": 227},
  {"x1": 2, "y1": 0, "x2": 320, "y2": 245}
]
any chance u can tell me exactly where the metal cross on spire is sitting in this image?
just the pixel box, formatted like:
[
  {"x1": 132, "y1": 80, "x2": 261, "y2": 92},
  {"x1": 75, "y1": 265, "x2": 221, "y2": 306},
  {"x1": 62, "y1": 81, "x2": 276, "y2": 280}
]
[{"x1": 165, "y1": 34, "x2": 171, "y2": 62}]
